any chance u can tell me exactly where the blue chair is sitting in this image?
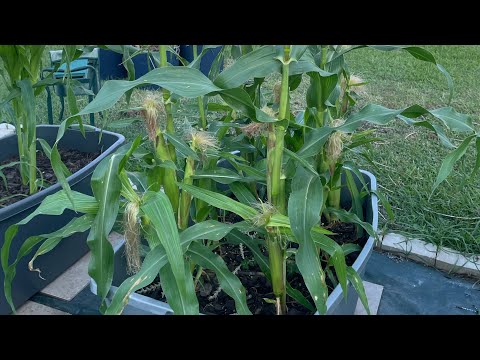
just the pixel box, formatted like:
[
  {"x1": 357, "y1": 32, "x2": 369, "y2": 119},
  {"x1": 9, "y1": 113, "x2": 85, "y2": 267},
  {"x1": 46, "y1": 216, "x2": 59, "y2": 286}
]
[
  {"x1": 41, "y1": 48, "x2": 100, "y2": 126},
  {"x1": 179, "y1": 45, "x2": 223, "y2": 77}
]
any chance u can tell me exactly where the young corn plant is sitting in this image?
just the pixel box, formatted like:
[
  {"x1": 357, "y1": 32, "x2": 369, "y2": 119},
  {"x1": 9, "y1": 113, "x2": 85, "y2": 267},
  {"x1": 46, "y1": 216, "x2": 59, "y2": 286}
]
[
  {"x1": 2, "y1": 45, "x2": 478, "y2": 316},
  {"x1": 0, "y1": 45, "x2": 92, "y2": 198},
  {"x1": 0, "y1": 45, "x2": 46, "y2": 195}
]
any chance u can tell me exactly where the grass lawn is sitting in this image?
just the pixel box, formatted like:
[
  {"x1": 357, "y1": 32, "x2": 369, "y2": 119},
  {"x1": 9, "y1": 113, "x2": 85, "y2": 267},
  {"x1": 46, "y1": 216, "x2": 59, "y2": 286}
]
[
  {"x1": 344, "y1": 46, "x2": 480, "y2": 256},
  {"x1": 1, "y1": 45, "x2": 479, "y2": 255}
]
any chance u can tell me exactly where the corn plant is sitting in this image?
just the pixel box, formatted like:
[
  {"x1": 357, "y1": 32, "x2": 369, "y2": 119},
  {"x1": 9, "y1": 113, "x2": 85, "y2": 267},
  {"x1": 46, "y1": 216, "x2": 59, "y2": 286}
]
[
  {"x1": 2, "y1": 45, "x2": 478, "y2": 315},
  {"x1": 0, "y1": 45, "x2": 91, "y2": 197},
  {"x1": 0, "y1": 45, "x2": 46, "y2": 194}
]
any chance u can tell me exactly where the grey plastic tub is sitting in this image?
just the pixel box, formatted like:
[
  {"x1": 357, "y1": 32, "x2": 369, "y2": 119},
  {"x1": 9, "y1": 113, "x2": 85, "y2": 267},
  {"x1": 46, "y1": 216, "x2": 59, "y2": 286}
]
[
  {"x1": 0, "y1": 125, "x2": 125, "y2": 314},
  {"x1": 91, "y1": 170, "x2": 378, "y2": 315}
]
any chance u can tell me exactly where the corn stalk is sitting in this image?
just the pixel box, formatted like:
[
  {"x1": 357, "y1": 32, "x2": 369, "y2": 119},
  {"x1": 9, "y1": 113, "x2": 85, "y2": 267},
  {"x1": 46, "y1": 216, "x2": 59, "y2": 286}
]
[{"x1": 266, "y1": 45, "x2": 290, "y2": 315}]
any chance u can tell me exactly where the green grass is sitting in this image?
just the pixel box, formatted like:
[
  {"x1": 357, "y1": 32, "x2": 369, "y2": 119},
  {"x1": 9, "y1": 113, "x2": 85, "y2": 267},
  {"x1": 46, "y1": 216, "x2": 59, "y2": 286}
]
[
  {"x1": 343, "y1": 46, "x2": 480, "y2": 255},
  {"x1": 1, "y1": 45, "x2": 479, "y2": 256}
]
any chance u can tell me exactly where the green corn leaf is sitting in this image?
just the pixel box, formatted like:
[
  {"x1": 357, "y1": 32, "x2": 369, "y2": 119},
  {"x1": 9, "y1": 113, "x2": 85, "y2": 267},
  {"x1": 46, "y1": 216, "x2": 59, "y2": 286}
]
[
  {"x1": 347, "y1": 267, "x2": 370, "y2": 315},
  {"x1": 66, "y1": 80, "x2": 84, "y2": 136},
  {"x1": 435, "y1": 63, "x2": 454, "y2": 105},
  {"x1": 159, "y1": 262, "x2": 199, "y2": 315},
  {"x1": 267, "y1": 214, "x2": 335, "y2": 235},
  {"x1": 105, "y1": 244, "x2": 169, "y2": 315},
  {"x1": 4, "y1": 190, "x2": 97, "y2": 237},
  {"x1": 297, "y1": 127, "x2": 335, "y2": 158},
  {"x1": 163, "y1": 132, "x2": 199, "y2": 160},
  {"x1": 398, "y1": 116, "x2": 454, "y2": 149},
  {"x1": 266, "y1": 213, "x2": 292, "y2": 229},
  {"x1": 179, "y1": 183, "x2": 258, "y2": 220},
  {"x1": 27, "y1": 215, "x2": 94, "y2": 277},
  {"x1": 2, "y1": 214, "x2": 94, "y2": 313},
  {"x1": 429, "y1": 107, "x2": 474, "y2": 133},
  {"x1": 208, "y1": 46, "x2": 225, "y2": 81},
  {"x1": 107, "y1": 118, "x2": 141, "y2": 129},
  {"x1": 342, "y1": 161, "x2": 369, "y2": 192},
  {"x1": 345, "y1": 169, "x2": 364, "y2": 238},
  {"x1": 126, "y1": 171, "x2": 148, "y2": 192},
  {"x1": 310, "y1": 231, "x2": 348, "y2": 296},
  {"x1": 288, "y1": 166, "x2": 328, "y2": 314},
  {"x1": 306, "y1": 71, "x2": 339, "y2": 110},
  {"x1": 37, "y1": 139, "x2": 71, "y2": 177},
  {"x1": 289, "y1": 61, "x2": 335, "y2": 77},
  {"x1": 105, "y1": 220, "x2": 232, "y2": 315},
  {"x1": 370, "y1": 189, "x2": 394, "y2": 221},
  {"x1": 191, "y1": 168, "x2": 249, "y2": 185},
  {"x1": 219, "y1": 88, "x2": 276, "y2": 123},
  {"x1": 284, "y1": 148, "x2": 318, "y2": 176},
  {"x1": 17, "y1": 79, "x2": 36, "y2": 146},
  {"x1": 432, "y1": 134, "x2": 476, "y2": 193},
  {"x1": 119, "y1": 135, "x2": 143, "y2": 173},
  {"x1": 50, "y1": 146, "x2": 75, "y2": 209},
  {"x1": 76, "y1": 67, "x2": 222, "y2": 117},
  {"x1": 342, "y1": 243, "x2": 362, "y2": 256},
  {"x1": 0, "y1": 88, "x2": 20, "y2": 108},
  {"x1": 27, "y1": 45, "x2": 45, "y2": 82},
  {"x1": 214, "y1": 45, "x2": 280, "y2": 89},
  {"x1": 341, "y1": 104, "x2": 474, "y2": 134},
  {"x1": 289, "y1": 45, "x2": 309, "y2": 61},
  {"x1": 472, "y1": 137, "x2": 480, "y2": 179},
  {"x1": 229, "y1": 161, "x2": 266, "y2": 182},
  {"x1": 229, "y1": 182, "x2": 257, "y2": 206},
  {"x1": 207, "y1": 103, "x2": 232, "y2": 112},
  {"x1": 87, "y1": 152, "x2": 124, "y2": 307},
  {"x1": 141, "y1": 191, "x2": 197, "y2": 315},
  {"x1": 186, "y1": 45, "x2": 221, "y2": 70},
  {"x1": 327, "y1": 208, "x2": 377, "y2": 240},
  {"x1": 180, "y1": 220, "x2": 235, "y2": 243},
  {"x1": 121, "y1": 45, "x2": 136, "y2": 104}
]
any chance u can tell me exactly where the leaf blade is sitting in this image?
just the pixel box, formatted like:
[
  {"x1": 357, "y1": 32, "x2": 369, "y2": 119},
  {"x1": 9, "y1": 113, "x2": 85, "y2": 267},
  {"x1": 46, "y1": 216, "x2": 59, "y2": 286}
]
[
  {"x1": 179, "y1": 183, "x2": 258, "y2": 220},
  {"x1": 141, "y1": 191, "x2": 198, "y2": 315},
  {"x1": 288, "y1": 166, "x2": 328, "y2": 314}
]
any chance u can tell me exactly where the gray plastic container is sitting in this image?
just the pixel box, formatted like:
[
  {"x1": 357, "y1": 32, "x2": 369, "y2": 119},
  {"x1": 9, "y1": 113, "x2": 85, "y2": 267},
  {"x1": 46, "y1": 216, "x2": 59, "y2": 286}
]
[
  {"x1": 0, "y1": 125, "x2": 125, "y2": 314},
  {"x1": 91, "y1": 170, "x2": 378, "y2": 315}
]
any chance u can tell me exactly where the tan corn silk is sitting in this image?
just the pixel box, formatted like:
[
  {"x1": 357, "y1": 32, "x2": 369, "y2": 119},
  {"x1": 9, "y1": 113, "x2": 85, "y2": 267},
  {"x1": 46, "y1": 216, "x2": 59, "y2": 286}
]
[
  {"x1": 124, "y1": 201, "x2": 141, "y2": 275},
  {"x1": 251, "y1": 201, "x2": 276, "y2": 227},
  {"x1": 273, "y1": 81, "x2": 282, "y2": 104},
  {"x1": 241, "y1": 122, "x2": 267, "y2": 139},
  {"x1": 261, "y1": 105, "x2": 277, "y2": 118},
  {"x1": 141, "y1": 96, "x2": 165, "y2": 141},
  {"x1": 326, "y1": 119, "x2": 346, "y2": 163},
  {"x1": 188, "y1": 130, "x2": 219, "y2": 152}
]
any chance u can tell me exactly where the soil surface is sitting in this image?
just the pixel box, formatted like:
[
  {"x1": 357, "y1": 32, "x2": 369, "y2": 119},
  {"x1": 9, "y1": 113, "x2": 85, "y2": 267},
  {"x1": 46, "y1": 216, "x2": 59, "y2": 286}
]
[
  {"x1": 0, "y1": 149, "x2": 99, "y2": 207},
  {"x1": 140, "y1": 221, "x2": 367, "y2": 315}
]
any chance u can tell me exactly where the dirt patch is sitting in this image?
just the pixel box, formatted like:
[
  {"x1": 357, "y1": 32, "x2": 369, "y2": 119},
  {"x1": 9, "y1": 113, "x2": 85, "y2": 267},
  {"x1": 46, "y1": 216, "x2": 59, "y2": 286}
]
[{"x1": 0, "y1": 149, "x2": 99, "y2": 207}]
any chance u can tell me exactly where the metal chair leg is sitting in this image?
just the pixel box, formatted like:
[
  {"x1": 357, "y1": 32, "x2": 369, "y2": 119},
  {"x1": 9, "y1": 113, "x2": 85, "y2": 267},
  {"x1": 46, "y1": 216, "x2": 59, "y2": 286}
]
[
  {"x1": 46, "y1": 86, "x2": 53, "y2": 124},
  {"x1": 58, "y1": 96, "x2": 65, "y2": 122},
  {"x1": 88, "y1": 94, "x2": 95, "y2": 126}
]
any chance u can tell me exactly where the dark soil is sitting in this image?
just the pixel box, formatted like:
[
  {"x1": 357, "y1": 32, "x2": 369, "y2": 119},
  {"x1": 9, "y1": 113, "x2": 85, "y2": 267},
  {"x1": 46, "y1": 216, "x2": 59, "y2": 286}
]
[
  {"x1": 328, "y1": 221, "x2": 369, "y2": 265},
  {"x1": 197, "y1": 243, "x2": 315, "y2": 315},
  {"x1": 142, "y1": 221, "x2": 367, "y2": 315},
  {"x1": 0, "y1": 149, "x2": 99, "y2": 207}
]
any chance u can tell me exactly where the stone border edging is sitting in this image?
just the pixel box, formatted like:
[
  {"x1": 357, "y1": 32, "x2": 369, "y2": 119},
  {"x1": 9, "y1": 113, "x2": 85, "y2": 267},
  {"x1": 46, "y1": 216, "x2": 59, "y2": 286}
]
[{"x1": 376, "y1": 233, "x2": 480, "y2": 279}]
